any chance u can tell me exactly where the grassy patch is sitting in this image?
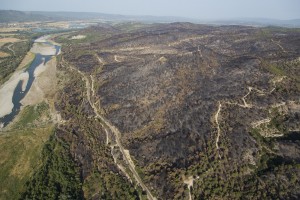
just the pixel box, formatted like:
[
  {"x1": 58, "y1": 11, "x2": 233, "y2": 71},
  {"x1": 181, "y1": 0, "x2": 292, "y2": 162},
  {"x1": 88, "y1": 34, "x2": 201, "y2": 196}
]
[
  {"x1": 12, "y1": 102, "x2": 50, "y2": 129},
  {"x1": 260, "y1": 60, "x2": 286, "y2": 77},
  {"x1": 265, "y1": 64, "x2": 286, "y2": 76},
  {"x1": 21, "y1": 133, "x2": 83, "y2": 200},
  {"x1": 0, "y1": 101, "x2": 54, "y2": 199},
  {"x1": 20, "y1": 52, "x2": 36, "y2": 69},
  {"x1": 0, "y1": 40, "x2": 32, "y2": 84},
  {"x1": 0, "y1": 126, "x2": 54, "y2": 200}
]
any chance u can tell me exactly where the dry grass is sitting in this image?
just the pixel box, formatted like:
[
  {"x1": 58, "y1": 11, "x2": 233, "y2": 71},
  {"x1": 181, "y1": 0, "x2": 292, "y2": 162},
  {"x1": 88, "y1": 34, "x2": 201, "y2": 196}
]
[
  {"x1": 0, "y1": 37, "x2": 21, "y2": 43},
  {"x1": 9, "y1": 126, "x2": 54, "y2": 177},
  {"x1": 0, "y1": 33, "x2": 17, "y2": 36},
  {"x1": 0, "y1": 101, "x2": 54, "y2": 199},
  {"x1": 0, "y1": 28, "x2": 28, "y2": 33},
  {"x1": 45, "y1": 21, "x2": 70, "y2": 29},
  {"x1": 0, "y1": 51, "x2": 10, "y2": 58},
  {"x1": 0, "y1": 37, "x2": 21, "y2": 47},
  {"x1": 0, "y1": 125, "x2": 54, "y2": 199},
  {"x1": 17, "y1": 52, "x2": 35, "y2": 70}
]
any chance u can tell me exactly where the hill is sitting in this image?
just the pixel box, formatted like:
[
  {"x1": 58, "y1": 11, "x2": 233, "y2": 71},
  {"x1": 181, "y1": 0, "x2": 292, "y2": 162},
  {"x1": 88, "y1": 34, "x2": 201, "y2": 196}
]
[
  {"x1": 0, "y1": 10, "x2": 53, "y2": 23},
  {"x1": 47, "y1": 22, "x2": 300, "y2": 199},
  {"x1": 1, "y1": 10, "x2": 299, "y2": 28},
  {"x1": 0, "y1": 10, "x2": 193, "y2": 23}
]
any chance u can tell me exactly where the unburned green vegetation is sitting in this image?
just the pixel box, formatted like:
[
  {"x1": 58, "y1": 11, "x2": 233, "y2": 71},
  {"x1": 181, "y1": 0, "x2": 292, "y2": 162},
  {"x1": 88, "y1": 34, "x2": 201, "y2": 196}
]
[
  {"x1": 0, "y1": 40, "x2": 32, "y2": 84},
  {"x1": 12, "y1": 102, "x2": 50, "y2": 129},
  {"x1": 0, "y1": 102, "x2": 54, "y2": 200},
  {"x1": 21, "y1": 133, "x2": 83, "y2": 200}
]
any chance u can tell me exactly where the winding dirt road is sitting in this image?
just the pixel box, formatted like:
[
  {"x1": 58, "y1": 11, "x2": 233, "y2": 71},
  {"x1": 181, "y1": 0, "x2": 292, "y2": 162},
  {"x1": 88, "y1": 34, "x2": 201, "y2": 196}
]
[
  {"x1": 63, "y1": 60, "x2": 156, "y2": 200},
  {"x1": 213, "y1": 75, "x2": 286, "y2": 159},
  {"x1": 214, "y1": 101, "x2": 222, "y2": 159},
  {"x1": 7, "y1": 44, "x2": 16, "y2": 56},
  {"x1": 271, "y1": 39, "x2": 287, "y2": 53}
]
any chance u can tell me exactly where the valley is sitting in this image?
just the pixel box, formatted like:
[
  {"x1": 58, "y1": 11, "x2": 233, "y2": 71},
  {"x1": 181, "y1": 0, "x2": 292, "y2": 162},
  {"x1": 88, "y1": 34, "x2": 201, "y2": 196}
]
[{"x1": 0, "y1": 20, "x2": 299, "y2": 199}]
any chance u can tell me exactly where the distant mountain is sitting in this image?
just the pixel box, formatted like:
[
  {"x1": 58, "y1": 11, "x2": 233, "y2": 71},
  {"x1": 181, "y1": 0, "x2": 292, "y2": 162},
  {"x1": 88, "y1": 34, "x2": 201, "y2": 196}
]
[
  {"x1": 209, "y1": 18, "x2": 300, "y2": 28},
  {"x1": 0, "y1": 10, "x2": 193, "y2": 23},
  {"x1": 0, "y1": 10, "x2": 54, "y2": 23},
  {"x1": 0, "y1": 10, "x2": 299, "y2": 28}
]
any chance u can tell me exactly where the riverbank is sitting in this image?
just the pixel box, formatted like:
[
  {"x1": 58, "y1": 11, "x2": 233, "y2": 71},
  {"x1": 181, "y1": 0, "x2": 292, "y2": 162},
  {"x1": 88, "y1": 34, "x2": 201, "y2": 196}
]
[
  {"x1": 21, "y1": 57, "x2": 57, "y2": 106},
  {"x1": 31, "y1": 42, "x2": 57, "y2": 56},
  {"x1": 0, "y1": 71, "x2": 29, "y2": 118},
  {"x1": 0, "y1": 35, "x2": 60, "y2": 127}
]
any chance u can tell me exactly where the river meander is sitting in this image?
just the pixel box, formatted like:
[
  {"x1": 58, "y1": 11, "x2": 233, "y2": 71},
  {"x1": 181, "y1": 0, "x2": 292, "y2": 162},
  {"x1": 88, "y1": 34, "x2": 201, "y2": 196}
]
[{"x1": 0, "y1": 36, "x2": 60, "y2": 127}]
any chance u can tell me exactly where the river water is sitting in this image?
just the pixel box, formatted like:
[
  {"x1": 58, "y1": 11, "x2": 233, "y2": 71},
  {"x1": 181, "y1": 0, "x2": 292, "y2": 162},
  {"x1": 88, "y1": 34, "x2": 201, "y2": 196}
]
[{"x1": 0, "y1": 37, "x2": 60, "y2": 127}]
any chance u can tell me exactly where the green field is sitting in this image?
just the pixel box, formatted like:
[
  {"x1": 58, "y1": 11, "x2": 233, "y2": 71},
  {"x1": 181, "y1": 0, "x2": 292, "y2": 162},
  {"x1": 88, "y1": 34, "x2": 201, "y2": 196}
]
[{"x1": 0, "y1": 102, "x2": 54, "y2": 200}]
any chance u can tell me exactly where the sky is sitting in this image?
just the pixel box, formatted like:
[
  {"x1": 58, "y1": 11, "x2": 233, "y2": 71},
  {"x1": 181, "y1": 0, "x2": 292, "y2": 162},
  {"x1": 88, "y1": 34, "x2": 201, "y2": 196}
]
[{"x1": 1, "y1": 0, "x2": 300, "y2": 20}]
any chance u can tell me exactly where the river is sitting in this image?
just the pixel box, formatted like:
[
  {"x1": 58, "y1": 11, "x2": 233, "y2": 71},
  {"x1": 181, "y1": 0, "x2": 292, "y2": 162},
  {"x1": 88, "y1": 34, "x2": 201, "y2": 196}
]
[{"x1": 0, "y1": 36, "x2": 60, "y2": 128}]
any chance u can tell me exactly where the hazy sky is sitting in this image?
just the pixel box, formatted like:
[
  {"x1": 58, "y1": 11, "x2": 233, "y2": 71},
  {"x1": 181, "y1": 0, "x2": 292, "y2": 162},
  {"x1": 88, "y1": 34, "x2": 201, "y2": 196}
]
[{"x1": 1, "y1": 0, "x2": 299, "y2": 20}]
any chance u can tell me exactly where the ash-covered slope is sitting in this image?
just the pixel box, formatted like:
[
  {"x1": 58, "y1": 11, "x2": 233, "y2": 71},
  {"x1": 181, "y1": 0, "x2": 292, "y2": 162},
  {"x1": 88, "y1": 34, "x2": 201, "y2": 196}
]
[{"x1": 55, "y1": 23, "x2": 300, "y2": 199}]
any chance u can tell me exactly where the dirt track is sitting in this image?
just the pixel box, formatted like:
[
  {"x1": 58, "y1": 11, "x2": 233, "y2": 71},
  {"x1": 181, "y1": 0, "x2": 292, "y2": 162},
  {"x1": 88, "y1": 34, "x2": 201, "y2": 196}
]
[{"x1": 63, "y1": 60, "x2": 156, "y2": 200}]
